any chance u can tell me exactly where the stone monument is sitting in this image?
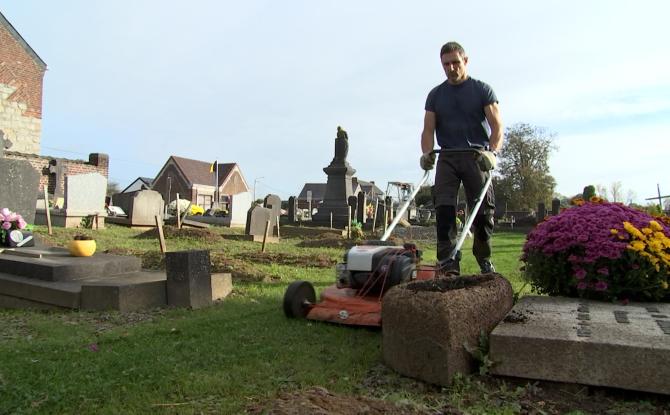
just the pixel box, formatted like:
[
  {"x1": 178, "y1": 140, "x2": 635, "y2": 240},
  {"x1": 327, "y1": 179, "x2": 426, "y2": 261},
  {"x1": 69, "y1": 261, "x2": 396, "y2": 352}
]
[{"x1": 312, "y1": 126, "x2": 356, "y2": 227}]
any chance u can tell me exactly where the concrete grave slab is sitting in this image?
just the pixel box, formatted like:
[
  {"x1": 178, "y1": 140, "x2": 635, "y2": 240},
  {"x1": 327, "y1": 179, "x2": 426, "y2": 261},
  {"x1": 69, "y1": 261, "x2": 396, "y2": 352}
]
[
  {"x1": 489, "y1": 295, "x2": 670, "y2": 395},
  {"x1": 0, "y1": 247, "x2": 141, "y2": 281}
]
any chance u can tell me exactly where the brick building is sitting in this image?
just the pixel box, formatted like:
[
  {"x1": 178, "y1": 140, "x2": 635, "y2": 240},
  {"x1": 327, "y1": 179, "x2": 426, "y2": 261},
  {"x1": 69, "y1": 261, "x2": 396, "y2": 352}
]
[
  {"x1": 152, "y1": 156, "x2": 249, "y2": 209},
  {"x1": 1, "y1": 11, "x2": 108, "y2": 199},
  {"x1": 0, "y1": 11, "x2": 46, "y2": 155}
]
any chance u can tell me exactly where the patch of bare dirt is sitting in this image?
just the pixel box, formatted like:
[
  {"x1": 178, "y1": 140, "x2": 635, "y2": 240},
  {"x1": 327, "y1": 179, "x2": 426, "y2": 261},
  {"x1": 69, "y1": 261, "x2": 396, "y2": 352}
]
[
  {"x1": 246, "y1": 386, "x2": 443, "y2": 415},
  {"x1": 136, "y1": 226, "x2": 222, "y2": 243},
  {"x1": 235, "y1": 252, "x2": 336, "y2": 268}
]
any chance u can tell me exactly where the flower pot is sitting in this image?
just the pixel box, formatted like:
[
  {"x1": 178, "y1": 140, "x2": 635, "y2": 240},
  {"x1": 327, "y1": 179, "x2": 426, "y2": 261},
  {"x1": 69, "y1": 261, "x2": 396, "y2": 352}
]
[{"x1": 68, "y1": 240, "x2": 96, "y2": 257}]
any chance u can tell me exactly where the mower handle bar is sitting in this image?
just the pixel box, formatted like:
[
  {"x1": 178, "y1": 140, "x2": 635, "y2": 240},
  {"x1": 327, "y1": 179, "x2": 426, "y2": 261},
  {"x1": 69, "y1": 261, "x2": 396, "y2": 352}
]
[{"x1": 380, "y1": 170, "x2": 430, "y2": 242}]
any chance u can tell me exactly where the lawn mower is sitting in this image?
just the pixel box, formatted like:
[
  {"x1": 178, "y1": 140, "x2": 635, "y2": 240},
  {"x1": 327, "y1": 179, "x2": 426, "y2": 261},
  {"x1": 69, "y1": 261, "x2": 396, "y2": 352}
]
[{"x1": 283, "y1": 148, "x2": 494, "y2": 327}]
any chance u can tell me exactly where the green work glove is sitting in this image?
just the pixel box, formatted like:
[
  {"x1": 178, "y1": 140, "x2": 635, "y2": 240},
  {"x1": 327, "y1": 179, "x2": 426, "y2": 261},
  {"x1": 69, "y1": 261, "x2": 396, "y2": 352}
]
[
  {"x1": 420, "y1": 152, "x2": 436, "y2": 170},
  {"x1": 477, "y1": 150, "x2": 497, "y2": 171}
]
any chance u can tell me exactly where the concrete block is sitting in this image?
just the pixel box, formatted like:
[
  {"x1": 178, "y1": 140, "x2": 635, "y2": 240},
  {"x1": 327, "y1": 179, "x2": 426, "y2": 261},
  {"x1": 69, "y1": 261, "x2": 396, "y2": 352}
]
[
  {"x1": 382, "y1": 274, "x2": 513, "y2": 386},
  {"x1": 212, "y1": 273, "x2": 232, "y2": 301},
  {"x1": 165, "y1": 250, "x2": 212, "y2": 309},
  {"x1": 489, "y1": 296, "x2": 670, "y2": 395}
]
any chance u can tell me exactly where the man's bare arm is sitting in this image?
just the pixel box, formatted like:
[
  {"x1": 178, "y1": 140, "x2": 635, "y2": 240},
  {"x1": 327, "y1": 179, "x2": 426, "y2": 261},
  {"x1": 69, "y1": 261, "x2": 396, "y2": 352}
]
[
  {"x1": 484, "y1": 102, "x2": 503, "y2": 152},
  {"x1": 421, "y1": 111, "x2": 436, "y2": 154}
]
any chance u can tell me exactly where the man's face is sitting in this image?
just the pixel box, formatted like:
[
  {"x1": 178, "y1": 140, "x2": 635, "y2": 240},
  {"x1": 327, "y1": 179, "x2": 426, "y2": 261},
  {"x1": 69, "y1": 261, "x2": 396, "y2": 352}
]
[{"x1": 441, "y1": 51, "x2": 468, "y2": 84}]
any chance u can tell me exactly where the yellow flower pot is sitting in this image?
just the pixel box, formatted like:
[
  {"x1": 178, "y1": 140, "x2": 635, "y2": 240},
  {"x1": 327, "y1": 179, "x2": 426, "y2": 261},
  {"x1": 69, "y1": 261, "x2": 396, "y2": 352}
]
[{"x1": 68, "y1": 240, "x2": 97, "y2": 257}]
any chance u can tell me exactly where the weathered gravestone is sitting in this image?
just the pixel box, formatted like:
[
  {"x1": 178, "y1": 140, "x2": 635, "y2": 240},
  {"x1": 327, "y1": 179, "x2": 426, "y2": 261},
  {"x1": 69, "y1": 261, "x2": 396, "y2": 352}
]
[
  {"x1": 357, "y1": 192, "x2": 366, "y2": 224},
  {"x1": 48, "y1": 158, "x2": 66, "y2": 205},
  {"x1": 551, "y1": 198, "x2": 561, "y2": 216},
  {"x1": 0, "y1": 131, "x2": 40, "y2": 224},
  {"x1": 383, "y1": 275, "x2": 513, "y2": 386},
  {"x1": 537, "y1": 202, "x2": 546, "y2": 222},
  {"x1": 489, "y1": 296, "x2": 670, "y2": 395},
  {"x1": 66, "y1": 173, "x2": 107, "y2": 214},
  {"x1": 347, "y1": 195, "x2": 358, "y2": 222},
  {"x1": 37, "y1": 172, "x2": 108, "y2": 228},
  {"x1": 226, "y1": 191, "x2": 252, "y2": 228},
  {"x1": 287, "y1": 196, "x2": 298, "y2": 224},
  {"x1": 109, "y1": 190, "x2": 164, "y2": 227},
  {"x1": 263, "y1": 194, "x2": 282, "y2": 235},
  {"x1": 245, "y1": 205, "x2": 277, "y2": 243},
  {"x1": 165, "y1": 250, "x2": 213, "y2": 309}
]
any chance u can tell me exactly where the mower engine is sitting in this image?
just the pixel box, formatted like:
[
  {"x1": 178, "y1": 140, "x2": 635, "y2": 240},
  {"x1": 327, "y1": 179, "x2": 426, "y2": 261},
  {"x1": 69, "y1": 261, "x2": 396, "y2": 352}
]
[{"x1": 336, "y1": 243, "x2": 421, "y2": 294}]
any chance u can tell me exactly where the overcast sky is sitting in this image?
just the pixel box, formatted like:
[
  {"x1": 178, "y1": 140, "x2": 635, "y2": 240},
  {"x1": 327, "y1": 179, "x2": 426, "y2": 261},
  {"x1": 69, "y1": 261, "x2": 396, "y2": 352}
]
[{"x1": 3, "y1": 1, "x2": 669, "y2": 204}]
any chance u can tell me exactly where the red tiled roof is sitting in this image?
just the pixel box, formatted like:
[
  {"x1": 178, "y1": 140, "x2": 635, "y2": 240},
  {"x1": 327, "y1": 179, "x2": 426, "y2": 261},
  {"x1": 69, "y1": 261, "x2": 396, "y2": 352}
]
[{"x1": 171, "y1": 156, "x2": 236, "y2": 186}]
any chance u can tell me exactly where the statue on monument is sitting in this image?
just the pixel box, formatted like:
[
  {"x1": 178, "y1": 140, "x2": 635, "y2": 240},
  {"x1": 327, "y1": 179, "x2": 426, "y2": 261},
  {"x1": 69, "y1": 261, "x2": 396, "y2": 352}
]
[{"x1": 333, "y1": 126, "x2": 349, "y2": 163}]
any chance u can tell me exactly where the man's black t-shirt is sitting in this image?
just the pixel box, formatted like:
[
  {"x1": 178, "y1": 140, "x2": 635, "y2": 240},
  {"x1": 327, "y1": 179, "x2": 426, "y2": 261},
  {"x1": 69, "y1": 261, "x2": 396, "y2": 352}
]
[{"x1": 425, "y1": 77, "x2": 497, "y2": 149}]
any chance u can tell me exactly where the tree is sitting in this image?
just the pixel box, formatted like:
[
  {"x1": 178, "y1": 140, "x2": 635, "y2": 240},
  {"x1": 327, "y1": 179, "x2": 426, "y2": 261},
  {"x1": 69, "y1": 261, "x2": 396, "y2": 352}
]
[
  {"x1": 495, "y1": 123, "x2": 556, "y2": 211},
  {"x1": 106, "y1": 181, "x2": 120, "y2": 196}
]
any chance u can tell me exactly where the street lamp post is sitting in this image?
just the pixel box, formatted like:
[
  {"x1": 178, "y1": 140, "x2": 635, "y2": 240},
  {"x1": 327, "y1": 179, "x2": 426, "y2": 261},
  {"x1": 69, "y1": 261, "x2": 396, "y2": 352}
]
[{"x1": 253, "y1": 177, "x2": 264, "y2": 203}]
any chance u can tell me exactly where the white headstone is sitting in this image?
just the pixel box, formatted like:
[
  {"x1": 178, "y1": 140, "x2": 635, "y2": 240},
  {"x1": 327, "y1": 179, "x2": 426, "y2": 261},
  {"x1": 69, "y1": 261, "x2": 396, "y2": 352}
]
[
  {"x1": 64, "y1": 173, "x2": 107, "y2": 214},
  {"x1": 229, "y1": 191, "x2": 252, "y2": 228}
]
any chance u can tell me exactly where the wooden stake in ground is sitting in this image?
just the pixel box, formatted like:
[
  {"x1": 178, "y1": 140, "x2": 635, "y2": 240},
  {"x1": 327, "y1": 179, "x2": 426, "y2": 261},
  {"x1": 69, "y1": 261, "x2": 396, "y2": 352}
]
[
  {"x1": 43, "y1": 187, "x2": 52, "y2": 236},
  {"x1": 261, "y1": 219, "x2": 271, "y2": 253},
  {"x1": 276, "y1": 215, "x2": 280, "y2": 239},
  {"x1": 155, "y1": 215, "x2": 166, "y2": 254},
  {"x1": 347, "y1": 206, "x2": 352, "y2": 239},
  {"x1": 176, "y1": 193, "x2": 181, "y2": 229},
  {"x1": 372, "y1": 197, "x2": 379, "y2": 233},
  {"x1": 330, "y1": 212, "x2": 333, "y2": 229}
]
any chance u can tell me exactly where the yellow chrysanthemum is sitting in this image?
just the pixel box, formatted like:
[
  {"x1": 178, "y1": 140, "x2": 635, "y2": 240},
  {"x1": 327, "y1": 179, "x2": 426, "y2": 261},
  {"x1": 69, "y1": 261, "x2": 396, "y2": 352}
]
[
  {"x1": 662, "y1": 281, "x2": 669, "y2": 290},
  {"x1": 590, "y1": 196, "x2": 601, "y2": 203},
  {"x1": 623, "y1": 221, "x2": 646, "y2": 240},
  {"x1": 650, "y1": 220, "x2": 663, "y2": 231},
  {"x1": 610, "y1": 229, "x2": 619, "y2": 235},
  {"x1": 628, "y1": 240, "x2": 646, "y2": 252}
]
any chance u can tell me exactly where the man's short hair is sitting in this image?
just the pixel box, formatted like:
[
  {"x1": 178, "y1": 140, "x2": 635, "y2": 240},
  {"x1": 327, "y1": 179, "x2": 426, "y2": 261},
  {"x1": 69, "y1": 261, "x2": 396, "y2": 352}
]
[{"x1": 440, "y1": 42, "x2": 466, "y2": 57}]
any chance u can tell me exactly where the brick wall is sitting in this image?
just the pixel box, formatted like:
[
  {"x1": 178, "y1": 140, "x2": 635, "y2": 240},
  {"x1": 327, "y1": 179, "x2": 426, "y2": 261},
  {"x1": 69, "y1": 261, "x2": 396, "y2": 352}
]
[
  {"x1": 0, "y1": 22, "x2": 46, "y2": 155},
  {"x1": 4, "y1": 151, "x2": 109, "y2": 196}
]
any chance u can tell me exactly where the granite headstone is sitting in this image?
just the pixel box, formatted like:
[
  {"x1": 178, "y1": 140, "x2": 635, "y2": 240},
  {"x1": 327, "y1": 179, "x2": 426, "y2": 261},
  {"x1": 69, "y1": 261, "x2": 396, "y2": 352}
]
[{"x1": 0, "y1": 139, "x2": 40, "y2": 223}]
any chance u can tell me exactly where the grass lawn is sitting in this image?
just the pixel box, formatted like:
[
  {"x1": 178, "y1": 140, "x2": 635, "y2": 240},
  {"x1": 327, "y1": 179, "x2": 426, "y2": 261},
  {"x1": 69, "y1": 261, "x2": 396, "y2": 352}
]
[{"x1": 0, "y1": 224, "x2": 666, "y2": 414}]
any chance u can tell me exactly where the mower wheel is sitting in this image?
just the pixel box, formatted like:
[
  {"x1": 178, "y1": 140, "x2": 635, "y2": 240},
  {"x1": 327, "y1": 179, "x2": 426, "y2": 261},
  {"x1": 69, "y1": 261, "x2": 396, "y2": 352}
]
[{"x1": 283, "y1": 281, "x2": 316, "y2": 319}]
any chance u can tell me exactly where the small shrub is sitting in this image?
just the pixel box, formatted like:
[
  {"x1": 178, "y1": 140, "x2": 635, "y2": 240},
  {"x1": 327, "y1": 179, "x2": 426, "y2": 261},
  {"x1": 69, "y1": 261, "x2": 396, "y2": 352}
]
[{"x1": 522, "y1": 200, "x2": 670, "y2": 302}]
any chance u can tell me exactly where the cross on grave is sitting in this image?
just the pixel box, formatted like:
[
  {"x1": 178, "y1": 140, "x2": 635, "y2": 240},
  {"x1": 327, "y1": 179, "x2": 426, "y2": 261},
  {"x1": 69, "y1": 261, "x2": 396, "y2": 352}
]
[
  {"x1": 644, "y1": 183, "x2": 670, "y2": 210},
  {"x1": 48, "y1": 158, "x2": 66, "y2": 203}
]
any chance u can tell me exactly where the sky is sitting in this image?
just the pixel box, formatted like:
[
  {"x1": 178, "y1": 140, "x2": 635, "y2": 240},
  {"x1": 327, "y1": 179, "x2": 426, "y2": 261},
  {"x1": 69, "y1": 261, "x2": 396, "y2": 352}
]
[{"x1": 2, "y1": 1, "x2": 669, "y2": 204}]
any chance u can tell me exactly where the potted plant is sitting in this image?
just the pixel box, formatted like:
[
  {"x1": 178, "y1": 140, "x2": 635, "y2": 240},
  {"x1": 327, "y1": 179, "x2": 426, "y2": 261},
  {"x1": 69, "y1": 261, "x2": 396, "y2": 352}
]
[{"x1": 68, "y1": 234, "x2": 96, "y2": 257}]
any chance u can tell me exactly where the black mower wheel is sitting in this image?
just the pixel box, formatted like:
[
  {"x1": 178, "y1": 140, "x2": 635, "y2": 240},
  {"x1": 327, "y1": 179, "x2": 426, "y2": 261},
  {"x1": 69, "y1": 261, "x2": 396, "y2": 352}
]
[{"x1": 283, "y1": 280, "x2": 316, "y2": 318}]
